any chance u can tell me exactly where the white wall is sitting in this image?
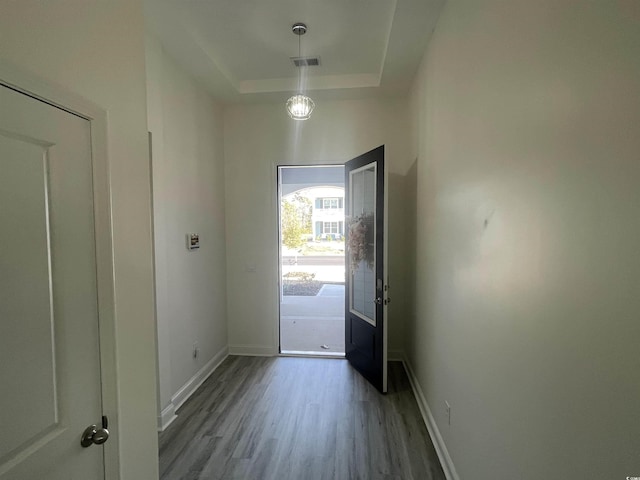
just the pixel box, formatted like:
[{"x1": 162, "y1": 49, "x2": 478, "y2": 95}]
[
  {"x1": 408, "y1": 1, "x2": 640, "y2": 478},
  {"x1": 146, "y1": 36, "x2": 228, "y2": 428},
  {"x1": 0, "y1": 1, "x2": 158, "y2": 478},
  {"x1": 224, "y1": 98, "x2": 414, "y2": 357}
]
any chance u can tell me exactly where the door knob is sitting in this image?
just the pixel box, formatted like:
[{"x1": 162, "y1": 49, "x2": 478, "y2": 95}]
[
  {"x1": 374, "y1": 297, "x2": 383, "y2": 305},
  {"x1": 81, "y1": 421, "x2": 109, "y2": 447}
]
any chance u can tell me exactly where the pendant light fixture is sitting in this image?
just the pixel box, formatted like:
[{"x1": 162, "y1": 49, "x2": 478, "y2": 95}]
[{"x1": 286, "y1": 22, "x2": 315, "y2": 120}]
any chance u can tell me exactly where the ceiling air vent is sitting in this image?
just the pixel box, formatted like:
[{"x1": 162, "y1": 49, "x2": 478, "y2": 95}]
[{"x1": 291, "y1": 56, "x2": 320, "y2": 67}]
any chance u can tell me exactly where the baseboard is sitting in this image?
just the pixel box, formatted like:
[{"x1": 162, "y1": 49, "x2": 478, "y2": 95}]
[
  {"x1": 228, "y1": 344, "x2": 276, "y2": 356},
  {"x1": 161, "y1": 346, "x2": 229, "y2": 428},
  {"x1": 157, "y1": 403, "x2": 178, "y2": 432},
  {"x1": 402, "y1": 356, "x2": 460, "y2": 480}
]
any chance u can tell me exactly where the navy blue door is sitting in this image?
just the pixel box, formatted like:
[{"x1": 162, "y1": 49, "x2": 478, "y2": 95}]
[{"x1": 344, "y1": 145, "x2": 387, "y2": 393}]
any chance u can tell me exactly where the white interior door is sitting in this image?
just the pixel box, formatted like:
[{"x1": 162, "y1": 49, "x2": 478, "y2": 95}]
[{"x1": 0, "y1": 85, "x2": 105, "y2": 479}]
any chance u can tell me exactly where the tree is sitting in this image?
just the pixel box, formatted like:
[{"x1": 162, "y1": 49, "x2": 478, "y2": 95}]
[
  {"x1": 293, "y1": 193, "x2": 313, "y2": 234},
  {"x1": 281, "y1": 199, "x2": 307, "y2": 251}
]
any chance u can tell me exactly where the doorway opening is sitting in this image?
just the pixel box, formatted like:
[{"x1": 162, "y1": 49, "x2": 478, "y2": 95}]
[{"x1": 278, "y1": 165, "x2": 345, "y2": 356}]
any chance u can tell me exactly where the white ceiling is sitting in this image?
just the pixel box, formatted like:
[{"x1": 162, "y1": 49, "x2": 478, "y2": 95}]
[{"x1": 145, "y1": 0, "x2": 445, "y2": 104}]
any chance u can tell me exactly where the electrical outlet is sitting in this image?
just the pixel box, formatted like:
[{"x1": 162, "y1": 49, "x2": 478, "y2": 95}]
[
  {"x1": 445, "y1": 401, "x2": 451, "y2": 425},
  {"x1": 193, "y1": 342, "x2": 199, "y2": 359}
]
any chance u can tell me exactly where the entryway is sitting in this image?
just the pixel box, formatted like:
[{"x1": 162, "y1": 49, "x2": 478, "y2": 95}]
[{"x1": 278, "y1": 165, "x2": 345, "y2": 356}]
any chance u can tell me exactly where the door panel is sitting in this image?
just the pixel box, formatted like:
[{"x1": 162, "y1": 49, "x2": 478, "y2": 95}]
[
  {"x1": 345, "y1": 145, "x2": 387, "y2": 392},
  {"x1": 0, "y1": 137, "x2": 59, "y2": 461},
  {"x1": 0, "y1": 85, "x2": 104, "y2": 479}
]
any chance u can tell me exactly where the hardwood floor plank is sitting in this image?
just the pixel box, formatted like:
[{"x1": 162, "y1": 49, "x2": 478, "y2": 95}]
[{"x1": 159, "y1": 356, "x2": 445, "y2": 480}]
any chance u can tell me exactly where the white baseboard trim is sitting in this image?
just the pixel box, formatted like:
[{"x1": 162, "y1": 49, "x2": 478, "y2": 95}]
[
  {"x1": 171, "y1": 346, "x2": 229, "y2": 411},
  {"x1": 158, "y1": 346, "x2": 229, "y2": 432},
  {"x1": 402, "y1": 356, "x2": 459, "y2": 480},
  {"x1": 228, "y1": 344, "x2": 276, "y2": 356},
  {"x1": 157, "y1": 403, "x2": 178, "y2": 432}
]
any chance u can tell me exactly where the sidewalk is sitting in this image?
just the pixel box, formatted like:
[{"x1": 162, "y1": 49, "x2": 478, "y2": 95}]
[{"x1": 280, "y1": 284, "x2": 345, "y2": 354}]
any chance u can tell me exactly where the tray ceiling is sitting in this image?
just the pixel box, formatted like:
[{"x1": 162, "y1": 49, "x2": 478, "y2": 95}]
[{"x1": 145, "y1": 0, "x2": 445, "y2": 104}]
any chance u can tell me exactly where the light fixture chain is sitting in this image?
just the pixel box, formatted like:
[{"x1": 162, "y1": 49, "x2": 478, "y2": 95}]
[
  {"x1": 286, "y1": 22, "x2": 314, "y2": 120},
  {"x1": 298, "y1": 30, "x2": 301, "y2": 91}
]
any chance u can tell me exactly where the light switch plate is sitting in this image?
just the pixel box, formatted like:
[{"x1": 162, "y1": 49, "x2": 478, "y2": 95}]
[{"x1": 187, "y1": 233, "x2": 200, "y2": 250}]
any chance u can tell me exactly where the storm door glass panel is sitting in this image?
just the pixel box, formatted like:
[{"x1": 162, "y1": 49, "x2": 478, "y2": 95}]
[{"x1": 348, "y1": 164, "x2": 376, "y2": 325}]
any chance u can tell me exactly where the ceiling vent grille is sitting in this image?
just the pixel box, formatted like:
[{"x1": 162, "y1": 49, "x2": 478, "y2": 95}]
[{"x1": 291, "y1": 56, "x2": 320, "y2": 67}]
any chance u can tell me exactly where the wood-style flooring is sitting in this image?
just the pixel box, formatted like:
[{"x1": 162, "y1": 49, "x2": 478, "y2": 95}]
[{"x1": 159, "y1": 356, "x2": 445, "y2": 480}]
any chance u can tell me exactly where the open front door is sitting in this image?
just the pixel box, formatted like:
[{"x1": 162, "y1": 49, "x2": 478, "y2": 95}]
[{"x1": 345, "y1": 145, "x2": 388, "y2": 393}]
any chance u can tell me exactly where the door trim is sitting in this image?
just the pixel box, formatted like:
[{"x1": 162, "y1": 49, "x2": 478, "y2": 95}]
[
  {"x1": 0, "y1": 59, "x2": 119, "y2": 479},
  {"x1": 275, "y1": 164, "x2": 347, "y2": 356}
]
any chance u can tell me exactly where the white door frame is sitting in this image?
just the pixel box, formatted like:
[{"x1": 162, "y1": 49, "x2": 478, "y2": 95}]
[
  {"x1": 0, "y1": 60, "x2": 120, "y2": 479},
  {"x1": 273, "y1": 163, "x2": 348, "y2": 358}
]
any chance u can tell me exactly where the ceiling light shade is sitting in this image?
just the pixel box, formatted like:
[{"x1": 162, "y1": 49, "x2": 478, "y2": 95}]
[
  {"x1": 286, "y1": 22, "x2": 314, "y2": 121},
  {"x1": 286, "y1": 94, "x2": 315, "y2": 120}
]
